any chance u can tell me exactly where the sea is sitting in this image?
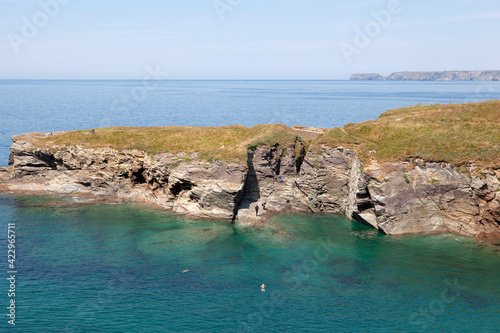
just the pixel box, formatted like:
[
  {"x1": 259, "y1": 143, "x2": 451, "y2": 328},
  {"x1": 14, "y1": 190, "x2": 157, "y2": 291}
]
[{"x1": 1, "y1": 80, "x2": 500, "y2": 332}]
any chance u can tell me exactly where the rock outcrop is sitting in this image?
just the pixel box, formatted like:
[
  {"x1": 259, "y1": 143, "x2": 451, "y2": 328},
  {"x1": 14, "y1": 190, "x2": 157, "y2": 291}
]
[
  {"x1": 1, "y1": 131, "x2": 500, "y2": 240},
  {"x1": 349, "y1": 73, "x2": 386, "y2": 81},
  {"x1": 354, "y1": 162, "x2": 500, "y2": 240},
  {"x1": 350, "y1": 70, "x2": 500, "y2": 81}
]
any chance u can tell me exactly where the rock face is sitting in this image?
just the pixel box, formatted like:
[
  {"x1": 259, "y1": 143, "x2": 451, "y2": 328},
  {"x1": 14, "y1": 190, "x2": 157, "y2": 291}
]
[
  {"x1": 1, "y1": 132, "x2": 500, "y2": 240},
  {"x1": 1, "y1": 132, "x2": 247, "y2": 221},
  {"x1": 350, "y1": 70, "x2": 500, "y2": 81},
  {"x1": 354, "y1": 162, "x2": 500, "y2": 240},
  {"x1": 235, "y1": 144, "x2": 361, "y2": 226}
]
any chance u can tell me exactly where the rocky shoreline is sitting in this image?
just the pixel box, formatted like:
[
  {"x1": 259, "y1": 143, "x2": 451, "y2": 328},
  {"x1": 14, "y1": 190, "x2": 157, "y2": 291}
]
[{"x1": 1, "y1": 131, "x2": 499, "y2": 240}]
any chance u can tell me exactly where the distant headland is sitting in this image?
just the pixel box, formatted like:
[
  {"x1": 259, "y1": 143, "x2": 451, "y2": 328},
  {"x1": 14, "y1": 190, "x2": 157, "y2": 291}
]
[{"x1": 350, "y1": 70, "x2": 500, "y2": 81}]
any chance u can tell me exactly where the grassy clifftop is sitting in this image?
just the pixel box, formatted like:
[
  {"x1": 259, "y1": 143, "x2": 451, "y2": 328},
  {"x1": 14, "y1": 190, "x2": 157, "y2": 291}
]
[
  {"x1": 315, "y1": 100, "x2": 500, "y2": 168},
  {"x1": 38, "y1": 100, "x2": 500, "y2": 167},
  {"x1": 39, "y1": 124, "x2": 299, "y2": 164}
]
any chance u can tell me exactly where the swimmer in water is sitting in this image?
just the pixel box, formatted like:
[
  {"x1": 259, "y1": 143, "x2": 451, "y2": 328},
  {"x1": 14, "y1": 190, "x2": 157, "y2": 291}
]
[
  {"x1": 183, "y1": 268, "x2": 189, "y2": 273},
  {"x1": 261, "y1": 284, "x2": 266, "y2": 292}
]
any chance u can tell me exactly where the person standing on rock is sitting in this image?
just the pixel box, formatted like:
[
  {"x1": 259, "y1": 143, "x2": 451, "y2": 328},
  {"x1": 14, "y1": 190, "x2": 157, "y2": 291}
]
[
  {"x1": 255, "y1": 204, "x2": 259, "y2": 216},
  {"x1": 262, "y1": 202, "x2": 266, "y2": 210}
]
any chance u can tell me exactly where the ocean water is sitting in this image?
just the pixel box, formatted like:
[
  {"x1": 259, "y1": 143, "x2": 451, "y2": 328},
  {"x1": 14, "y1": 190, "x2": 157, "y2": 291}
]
[
  {"x1": 1, "y1": 80, "x2": 500, "y2": 332},
  {"x1": 1, "y1": 80, "x2": 500, "y2": 165},
  {"x1": 0, "y1": 194, "x2": 499, "y2": 332}
]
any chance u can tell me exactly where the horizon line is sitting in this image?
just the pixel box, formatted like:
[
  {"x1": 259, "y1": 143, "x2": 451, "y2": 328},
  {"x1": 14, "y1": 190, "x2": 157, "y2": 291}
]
[{"x1": 0, "y1": 78, "x2": 351, "y2": 81}]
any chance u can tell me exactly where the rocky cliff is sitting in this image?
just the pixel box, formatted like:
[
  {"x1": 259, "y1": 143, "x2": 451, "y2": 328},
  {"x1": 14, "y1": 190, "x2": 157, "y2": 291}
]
[
  {"x1": 1, "y1": 130, "x2": 499, "y2": 240},
  {"x1": 349, "y1": 73, "x2": 385, "y2": 81},
  {"x1": 350, "y1": 70, "x2": 500, "y2": 81}
]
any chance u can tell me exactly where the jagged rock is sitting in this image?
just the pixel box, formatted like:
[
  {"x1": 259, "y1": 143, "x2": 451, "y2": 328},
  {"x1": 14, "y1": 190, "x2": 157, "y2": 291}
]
[
  {"x1": 0, "y1": 166, "x2": 13, "y2": 180},
  {"x1": 1, "y1": 131, "x2": 500, "y2": 240},
  {"x1": 361, "y1": 162, "x2": 500, "y2": 239},
  {"x1": 294, "y1": 147, "x2": 356, "y2": 214},
  {"x1": 168, "y1": 161, "x2": 246, "y2": 220}
]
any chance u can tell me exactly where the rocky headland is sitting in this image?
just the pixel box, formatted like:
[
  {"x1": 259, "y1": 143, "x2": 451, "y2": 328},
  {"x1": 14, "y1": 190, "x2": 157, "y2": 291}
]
[
  {"x1": 1, "y1": 101, "x2": 499, "y2": 240},
  {"x1": 350, "y1": 70, "x2": 500, "y2": 81}
]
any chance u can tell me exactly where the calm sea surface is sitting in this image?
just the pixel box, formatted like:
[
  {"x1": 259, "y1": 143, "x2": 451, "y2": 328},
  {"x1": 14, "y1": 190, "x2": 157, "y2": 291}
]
[
  {"x1": 1, "y1": 80, "x2": 500, "y2": 332},
  {"x1": 0, "y1": 195, "x2": 499, "y2": 332},
  {"x1": 1, "y1": 80, "x2": 500, "y2": 165}
]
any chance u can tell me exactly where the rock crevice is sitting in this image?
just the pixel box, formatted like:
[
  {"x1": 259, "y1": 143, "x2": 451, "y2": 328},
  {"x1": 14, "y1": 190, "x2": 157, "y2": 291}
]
[{"x1": 1, "y1": 132, "x2": 499, "y2": 240}]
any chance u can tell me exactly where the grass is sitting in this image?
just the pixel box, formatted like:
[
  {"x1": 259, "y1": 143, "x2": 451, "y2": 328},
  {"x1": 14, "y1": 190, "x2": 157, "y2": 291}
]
[
  {"x1": 404, "y1": 174, "x2": 410, "y2": 184},
  {"x1": 37, "y1": 100, "x2": 500, "y2": 168},
  {"x1": 38, "y1": 124, "x2": 300, "y2": 164},
  {"x1": 314, "y1": 100, "x2": 500, "y2": 168}
]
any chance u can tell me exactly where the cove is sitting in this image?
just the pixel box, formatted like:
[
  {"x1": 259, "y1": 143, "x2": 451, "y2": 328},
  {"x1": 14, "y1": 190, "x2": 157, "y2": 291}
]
[{"x1": 1, "y1": 194, "x2": 499, "y2": 332}]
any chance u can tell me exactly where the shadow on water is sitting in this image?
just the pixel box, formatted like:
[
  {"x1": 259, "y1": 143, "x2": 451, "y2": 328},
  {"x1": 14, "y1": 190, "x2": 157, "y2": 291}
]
[
  {"x1": 334, "y1": 274, "x2": 362, "y2": 287},
  {"x1": 328, "y1": 258, "x2": 356, "y2": 266},
  {"x1": 381, "y1": 281, "x2": 400, "y2": 292},
  {"x1": 0, "y1": 195, "x2": 16, "y2": 206},
  {"x1": 454, "y1": 289, "x2": 490, "y2": 308}
]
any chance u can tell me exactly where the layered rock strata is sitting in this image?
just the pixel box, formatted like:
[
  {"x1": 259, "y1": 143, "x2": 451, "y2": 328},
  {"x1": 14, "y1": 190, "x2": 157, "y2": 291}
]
[{"x1": 1, "y1": 132, "x2": 499, "y2": 240}]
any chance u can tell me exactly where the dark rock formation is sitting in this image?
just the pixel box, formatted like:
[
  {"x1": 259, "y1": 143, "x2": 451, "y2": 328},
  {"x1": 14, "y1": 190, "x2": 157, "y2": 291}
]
[{"x1": 1, "y1": 131, "x2": 499, "y2": 240}]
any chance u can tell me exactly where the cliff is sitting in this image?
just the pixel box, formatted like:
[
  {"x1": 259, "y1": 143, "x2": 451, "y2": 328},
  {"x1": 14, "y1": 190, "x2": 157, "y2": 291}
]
[
  {"x1": 1, "y1": 101, "x2": 500, "y2": 240},
  {"x1": 349, "y1": 73, "x2": 385, "y2": 81},
  {"x1": 350, "y1": 70, "x2": 500, "y2": 81}
]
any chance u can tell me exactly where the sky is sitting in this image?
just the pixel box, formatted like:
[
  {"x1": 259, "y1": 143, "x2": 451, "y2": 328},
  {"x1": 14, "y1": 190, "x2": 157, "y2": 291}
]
[{"x1": 1, "y1": 0, "x2": 499, "y2": 79}]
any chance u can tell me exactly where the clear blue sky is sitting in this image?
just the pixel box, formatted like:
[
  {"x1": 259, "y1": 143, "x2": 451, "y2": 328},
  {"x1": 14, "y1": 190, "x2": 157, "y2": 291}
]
[{"x1": 1, "y1": 0, "x2": 499, "y2": 79}]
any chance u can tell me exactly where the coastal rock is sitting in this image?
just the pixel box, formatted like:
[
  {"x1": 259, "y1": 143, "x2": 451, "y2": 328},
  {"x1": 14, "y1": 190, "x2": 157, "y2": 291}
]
[
  {"x1": 168, "y1": 161, "x2": 246, "y2": 220},
  {"x1": 235, "y1": 144, "x2": 308, "y2": 226},
  {"x1": 354, "y1": 162, "x2": 500, "y2": 239},
  {"x1": 3, "y1": 132, "x2": 248, "y2": 221},
  {"x1": 1, "y1": 131, "x2": 500, "y2": 240},
  {"x1": 0, "y1": 166, "x2": 13, "y2": 180},
  {"x1": 235, "y1": 145, "x2": 360, "y2": 226},
  {"x1": 295, "y1": 147, "x2": 358, "y2": 214}
]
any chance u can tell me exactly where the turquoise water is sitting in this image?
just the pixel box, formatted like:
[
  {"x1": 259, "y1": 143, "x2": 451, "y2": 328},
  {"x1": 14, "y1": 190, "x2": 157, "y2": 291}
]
[
  {"x1": 2, "y1": 80, "x2": 500, "y2": 331},
  {"x1": 1, "y1": 194, "x2": 499, "y2": 332},
  {"x1": 1, "y1": 80, "x2": 500, "y2": 165}
]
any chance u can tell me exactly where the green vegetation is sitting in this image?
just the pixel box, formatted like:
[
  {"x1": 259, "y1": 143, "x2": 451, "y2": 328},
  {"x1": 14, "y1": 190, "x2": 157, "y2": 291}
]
[
  {"x1": 38, "y1": 100, "x2": 500, "y2": 168},
  {"x1": 39, "y1": 124, "x2": 299, "y2": 164},
  {"x1": 315, "y1": 100, "x2": 500, "y2": 168}
]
